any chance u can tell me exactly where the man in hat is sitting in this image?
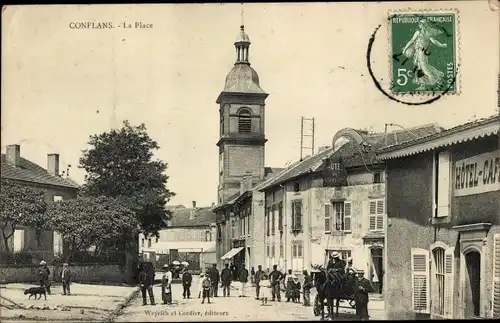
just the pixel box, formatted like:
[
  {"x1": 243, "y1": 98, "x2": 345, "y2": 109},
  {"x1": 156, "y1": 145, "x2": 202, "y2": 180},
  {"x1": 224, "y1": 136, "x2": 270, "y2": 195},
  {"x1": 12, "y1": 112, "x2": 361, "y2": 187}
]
[
  {"x1": 209, "y1": 263, "x2": 220, "y2": 297},
  {"x1": 302, "y1": 269, "x2": 313, "y2": 306},
  {"x1": 238, "y1": 263, "x2": 249, "y2": 297},
  {"x1": 59, "y1": 263, "x2": 73, "y2": 295},
  {"x1": 254, "y1": 265, "x2": 265, "y2": 300},
  {"x1": 37, "y1": 261, "x2": 51, "y2": 295},
  {"x1": 139, "y1": 263, "x2": 156, "y2": 306},
  {"x1": 220, "y1": 263, "x2": 232, "y2": 297},
  {"x1": 182, "y1": 267, "x2": 193, "y2": 299},
  {"x1": 346, "y1": 257, "x2": 358, "y2": 275},
  {"x1": 354, "y1": 269, "x2": 375, "y2": 320},
  {"x1": 269, "y1": 265, "x2": 283, "y2": 302},
  {"x1": 161, "y1": 264, "x2": 173, "y2": 305},
  {"x1": 326, "y1": 251, "x2": 346, "y2": 274}
]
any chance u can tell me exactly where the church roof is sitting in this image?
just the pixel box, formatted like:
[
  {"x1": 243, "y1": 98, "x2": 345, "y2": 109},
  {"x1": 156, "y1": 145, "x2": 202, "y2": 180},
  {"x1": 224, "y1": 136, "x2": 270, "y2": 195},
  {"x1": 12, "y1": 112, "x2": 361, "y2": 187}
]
[{"x1": 221, "y1": 63, "x2": 266, "y2": 95}]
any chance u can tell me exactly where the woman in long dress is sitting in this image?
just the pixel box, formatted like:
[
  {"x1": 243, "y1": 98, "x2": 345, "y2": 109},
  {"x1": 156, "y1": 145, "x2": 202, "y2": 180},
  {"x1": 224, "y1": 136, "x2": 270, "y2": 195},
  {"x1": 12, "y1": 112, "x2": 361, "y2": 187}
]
[{"x1": 402, "y1": 19, "x2": 448, "y2": 90}]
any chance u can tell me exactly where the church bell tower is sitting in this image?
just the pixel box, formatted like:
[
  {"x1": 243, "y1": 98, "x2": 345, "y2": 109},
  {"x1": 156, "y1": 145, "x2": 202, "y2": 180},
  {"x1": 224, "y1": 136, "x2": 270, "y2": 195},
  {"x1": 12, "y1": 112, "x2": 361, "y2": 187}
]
[{"x1": 216, "y1": 25, "x2": 269, "y2": 203}]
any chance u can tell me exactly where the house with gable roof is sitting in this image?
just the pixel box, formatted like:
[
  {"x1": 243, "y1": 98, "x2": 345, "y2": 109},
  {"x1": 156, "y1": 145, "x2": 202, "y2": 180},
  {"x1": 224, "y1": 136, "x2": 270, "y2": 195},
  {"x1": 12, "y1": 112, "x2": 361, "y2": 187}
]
[{"x1": 1, "y1": 144, "x2": 79, "y2": 263}]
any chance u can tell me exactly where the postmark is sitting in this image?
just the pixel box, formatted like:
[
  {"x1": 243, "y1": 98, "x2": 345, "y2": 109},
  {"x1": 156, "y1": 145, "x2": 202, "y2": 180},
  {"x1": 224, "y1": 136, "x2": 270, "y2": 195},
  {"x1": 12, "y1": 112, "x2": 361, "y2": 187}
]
[{"x1": 389, "y1": 9, "x2": 459, "y2": 96}]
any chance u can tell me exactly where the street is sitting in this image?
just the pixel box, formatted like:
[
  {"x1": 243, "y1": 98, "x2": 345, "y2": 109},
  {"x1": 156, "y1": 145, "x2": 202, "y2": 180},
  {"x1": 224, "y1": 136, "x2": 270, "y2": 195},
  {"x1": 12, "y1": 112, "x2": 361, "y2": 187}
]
[{"x1": 115, "y1": 276, "x2": 386, "y2": 321}]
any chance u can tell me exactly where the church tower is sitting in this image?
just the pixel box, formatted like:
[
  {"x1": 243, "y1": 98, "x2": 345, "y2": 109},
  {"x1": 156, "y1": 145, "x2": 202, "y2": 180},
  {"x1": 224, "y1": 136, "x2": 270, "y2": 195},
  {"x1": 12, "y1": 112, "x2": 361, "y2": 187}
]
[{"x1": 216, "y1": 25, "x2": 268, "y2": 203}]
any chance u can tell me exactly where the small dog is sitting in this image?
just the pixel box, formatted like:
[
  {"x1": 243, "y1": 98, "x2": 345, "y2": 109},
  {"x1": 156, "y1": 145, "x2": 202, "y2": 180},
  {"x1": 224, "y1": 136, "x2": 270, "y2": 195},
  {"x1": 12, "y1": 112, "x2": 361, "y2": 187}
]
[{"x1": 24, "y1": 287, "x2": 47, "y2": 300}]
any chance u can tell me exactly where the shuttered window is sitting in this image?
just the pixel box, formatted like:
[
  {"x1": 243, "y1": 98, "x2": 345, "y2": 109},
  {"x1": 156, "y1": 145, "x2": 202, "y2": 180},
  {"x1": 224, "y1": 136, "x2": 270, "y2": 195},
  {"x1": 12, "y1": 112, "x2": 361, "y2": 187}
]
[
  {"x1": 238, "y1": 110, "x2": 252, "y2": 133},
  {"x1": 493, "y1": 234, "x2": 500, "y2": 318},
  {"x1": 435, "y1": 151, "x2": 450, "y2": 217},
  {"x1": 411, "y1": 248, "x2": 430, "y2": 313},
  {"x1": 444, "y1": 247, "x2": 455, "y2": 318},
  {"x1": 291, "y1": 201, "x2": 303, "y2": 230},
  {"x1": 333, "y1": 201, "x2": 351, "y2": 233},
  {"x1": 325, "y1": 204, "x2": 332, "y2": 233},
  {"x1": 369, "y1": 199, "x2": 385, "y2": 231},
  {"x1": 278, "y1": 202, "x2": 283, "y2": 231},
  {"x1": 292, "y1": 240, "x2": 304, "y2": 272},
  {"x1": 271, "y1": 206, "x2": 276, "y2": 236},
  {"x1": 266, "y1": 208, "x2": 270, "y2": 236}
]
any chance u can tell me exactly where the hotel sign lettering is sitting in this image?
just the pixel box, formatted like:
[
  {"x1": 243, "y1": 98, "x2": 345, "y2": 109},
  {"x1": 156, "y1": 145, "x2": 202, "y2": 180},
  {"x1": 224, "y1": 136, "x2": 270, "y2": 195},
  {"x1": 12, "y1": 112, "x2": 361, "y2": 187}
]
[{"x1": 454, "y1": 150, "x2": 500, "y2": 197}]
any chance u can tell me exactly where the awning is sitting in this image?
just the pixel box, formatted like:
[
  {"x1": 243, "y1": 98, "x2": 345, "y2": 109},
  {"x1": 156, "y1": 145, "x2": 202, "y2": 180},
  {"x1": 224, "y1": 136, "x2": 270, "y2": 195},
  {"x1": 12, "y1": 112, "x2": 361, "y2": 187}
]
[
  {"x1": 221, "y1": 247, "x2": 244, "y2": 260},
  {"x1": 145, "y1": 241, "x2": 216, "y2": 254}
]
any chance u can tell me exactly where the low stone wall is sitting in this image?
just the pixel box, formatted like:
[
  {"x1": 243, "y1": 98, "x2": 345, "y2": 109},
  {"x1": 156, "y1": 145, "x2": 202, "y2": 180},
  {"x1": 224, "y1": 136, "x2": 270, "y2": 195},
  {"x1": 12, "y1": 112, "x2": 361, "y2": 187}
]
[{"x1": 0, "y1": 264, "x2": 125, "y2": 284}]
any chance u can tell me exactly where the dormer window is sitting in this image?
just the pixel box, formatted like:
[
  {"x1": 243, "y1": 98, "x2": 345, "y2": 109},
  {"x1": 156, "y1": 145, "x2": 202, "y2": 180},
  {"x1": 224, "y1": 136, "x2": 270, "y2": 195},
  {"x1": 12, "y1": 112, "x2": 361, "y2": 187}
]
[{"x1": 238, "y1": 109, "x2": 252, "y2": 133}]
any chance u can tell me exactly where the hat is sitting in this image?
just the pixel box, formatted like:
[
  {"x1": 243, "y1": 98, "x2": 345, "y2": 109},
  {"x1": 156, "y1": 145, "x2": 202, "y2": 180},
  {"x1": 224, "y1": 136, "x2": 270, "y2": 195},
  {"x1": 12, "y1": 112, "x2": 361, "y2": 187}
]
[
  {"x1": 163, "y1": 264, "x2": 169, "y2": 268},
  {"x1": 357, "y1": 269, "x2": 365, "y2": 274},
  {"x1": 40, "y1": 261, "x2": 46, "y2": 265},
  {"x1": 330, "y1": 251, "x2": 340, "y2": 258},
  {"x1": 181, "y1": 261, "x2": 189, "y2": 267},
  {"x1": 172, "y1": 260, "x2": 180, "y2": 266},
  {"x1": 63, "y1": 263, "x2": 68, "y2": 266}
]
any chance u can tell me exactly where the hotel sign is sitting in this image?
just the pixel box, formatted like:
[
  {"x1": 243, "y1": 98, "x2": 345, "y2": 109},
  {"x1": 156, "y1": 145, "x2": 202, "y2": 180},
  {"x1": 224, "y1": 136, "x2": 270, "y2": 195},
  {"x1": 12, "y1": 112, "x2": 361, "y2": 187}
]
[
  {"x1": 454, "y1": 150, "x2": 500, "y2": 197},
  {"x1": 323, "y1": 155, "x2": 348, "y2": 187}
]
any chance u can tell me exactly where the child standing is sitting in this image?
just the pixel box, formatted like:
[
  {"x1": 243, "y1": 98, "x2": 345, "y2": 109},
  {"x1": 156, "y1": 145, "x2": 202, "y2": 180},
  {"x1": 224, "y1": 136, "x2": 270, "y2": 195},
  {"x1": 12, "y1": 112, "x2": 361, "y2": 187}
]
[
  {"x1": 201, "y1": 272, "x2": 212, "y2": 304},
  {"x1": 258, "y1": 272, "x2": 271, "y2": 306},
  {"x1": 197, "y1": 273, "x2": 205, "y2": 298}
]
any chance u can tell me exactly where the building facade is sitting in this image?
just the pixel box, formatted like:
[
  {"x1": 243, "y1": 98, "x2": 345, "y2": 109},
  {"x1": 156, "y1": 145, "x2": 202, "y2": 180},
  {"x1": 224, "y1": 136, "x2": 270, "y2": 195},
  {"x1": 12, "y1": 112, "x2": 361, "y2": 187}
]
[
  {"x1": 140, "y1": 202, "x2": 217, "y2": 273},
  {"x1": 1, "y1": 144, "x2": 79, "y2": 261},
  {"x1": 378, "y1": 115, "x2": 500, "y2": 320},
  {"x1": 257, "y1": 125, "x2": 441, "y2": 289}
]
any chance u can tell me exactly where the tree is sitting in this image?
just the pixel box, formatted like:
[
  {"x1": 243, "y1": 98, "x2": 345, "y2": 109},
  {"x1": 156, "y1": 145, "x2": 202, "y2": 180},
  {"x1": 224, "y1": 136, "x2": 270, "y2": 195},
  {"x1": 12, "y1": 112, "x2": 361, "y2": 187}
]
[
  {"x1": 0, "y1": 179, "x2": 48, "y2": 252},
  {"x1": 46, "y1": 195, "x2": 140, "y2": 259},
  {"x1": 78, "y1": 121, "x2": 175, "y2": 237}
]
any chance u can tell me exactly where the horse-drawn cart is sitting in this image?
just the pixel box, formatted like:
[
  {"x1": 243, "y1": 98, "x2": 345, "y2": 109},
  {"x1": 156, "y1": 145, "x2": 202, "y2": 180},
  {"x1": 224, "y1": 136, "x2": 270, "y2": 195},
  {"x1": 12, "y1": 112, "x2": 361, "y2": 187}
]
[{"x1": 310, "y1": 265, "x2": 357, "y2": 318}]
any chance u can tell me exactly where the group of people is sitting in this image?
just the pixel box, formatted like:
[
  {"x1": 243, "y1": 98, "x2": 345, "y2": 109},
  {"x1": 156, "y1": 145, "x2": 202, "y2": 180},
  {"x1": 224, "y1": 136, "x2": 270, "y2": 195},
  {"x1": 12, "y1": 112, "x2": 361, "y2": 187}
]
[
  {"x1": 253, "y1": 264, "x2": 314, "y2": 307},
  {"x1": 36, "y1": 260, "x2": 73, "y2": 296}
]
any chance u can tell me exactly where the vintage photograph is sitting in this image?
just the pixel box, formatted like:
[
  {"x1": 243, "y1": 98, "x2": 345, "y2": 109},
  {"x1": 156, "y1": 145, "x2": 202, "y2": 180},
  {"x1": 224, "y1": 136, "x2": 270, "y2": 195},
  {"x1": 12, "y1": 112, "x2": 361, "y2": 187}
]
[{"x1": 1, "y1": 2, "x2": 499, "y2": 321}]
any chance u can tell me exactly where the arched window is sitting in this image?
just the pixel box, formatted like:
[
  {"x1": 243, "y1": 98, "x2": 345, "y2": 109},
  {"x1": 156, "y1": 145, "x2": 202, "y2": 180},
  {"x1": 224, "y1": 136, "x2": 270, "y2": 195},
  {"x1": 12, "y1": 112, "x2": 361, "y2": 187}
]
[{"x1": 238, "y1": 110, "x2": 252, "y2": 133}]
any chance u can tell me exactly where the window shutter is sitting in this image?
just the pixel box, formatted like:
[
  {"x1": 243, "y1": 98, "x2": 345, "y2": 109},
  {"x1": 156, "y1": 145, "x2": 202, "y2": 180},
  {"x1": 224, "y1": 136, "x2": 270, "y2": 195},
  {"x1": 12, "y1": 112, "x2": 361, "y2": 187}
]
[
  {"x1": 344, "y1": 202, "x2": 352, "y2": 232},
  {"x1": 325, "y1": 204, "x2": 331, "y2": 233},
  {"x1": 369, "y1": 201, "x2": 376, "y2": 231},
  {"x1": 437, "y1": 152, "x2": 450, "y2": 217},
  {"x1": 291, "y1": 203, "x2": 296, "y2": 229},
  {"x1": 411, "y1": 248, "x2": 430, "y2": 313},
  {"x1": 493, "y1": 234, "x2": 500, "y2": 318},
  {"x1": 444, "y1": 247, "x2": 455, "y2": 318}
]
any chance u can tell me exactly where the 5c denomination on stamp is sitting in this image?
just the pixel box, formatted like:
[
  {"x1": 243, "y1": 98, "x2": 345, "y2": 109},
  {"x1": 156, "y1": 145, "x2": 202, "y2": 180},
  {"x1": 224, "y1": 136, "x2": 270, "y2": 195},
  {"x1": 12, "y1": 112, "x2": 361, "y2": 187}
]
[{"x1": 389, "y1": 10, "x2": 459, "y2": 96}]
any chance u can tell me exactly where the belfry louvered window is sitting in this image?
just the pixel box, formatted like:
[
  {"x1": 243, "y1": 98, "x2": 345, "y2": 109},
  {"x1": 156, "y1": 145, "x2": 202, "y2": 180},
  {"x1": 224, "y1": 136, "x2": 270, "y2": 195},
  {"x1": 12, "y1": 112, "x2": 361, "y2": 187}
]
[{"x1": 238, "y1": 110, "x2": 252, "y2": 133}]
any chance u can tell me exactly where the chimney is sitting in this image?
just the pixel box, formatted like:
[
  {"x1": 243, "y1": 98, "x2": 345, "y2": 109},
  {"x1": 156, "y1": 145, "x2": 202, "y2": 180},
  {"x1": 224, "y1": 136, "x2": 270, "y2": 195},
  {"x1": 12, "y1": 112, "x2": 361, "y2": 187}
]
[
  {"x1": 192, "y1": 201, "x2": 197, "y2": 209},
  {"x1": 6, "y1": 145, "x2": 21, "y2": 167},
  {"x1": 240, "y1": 172, "x2": 253, "y2": 195},
  {"x1": 47, "y1": 154, "x2": 60, "y2": 176},
  {"x1": 318, "y1": 146, "x2": 330, "y2": 152}
]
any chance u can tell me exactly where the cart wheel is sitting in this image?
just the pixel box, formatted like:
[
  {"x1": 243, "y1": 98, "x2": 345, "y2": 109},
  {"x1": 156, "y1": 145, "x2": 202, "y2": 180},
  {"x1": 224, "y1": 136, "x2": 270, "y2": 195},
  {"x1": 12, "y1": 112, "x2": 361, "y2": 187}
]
[{"x1": 313, "y1": 295, "x2": 321, "y2": 316}]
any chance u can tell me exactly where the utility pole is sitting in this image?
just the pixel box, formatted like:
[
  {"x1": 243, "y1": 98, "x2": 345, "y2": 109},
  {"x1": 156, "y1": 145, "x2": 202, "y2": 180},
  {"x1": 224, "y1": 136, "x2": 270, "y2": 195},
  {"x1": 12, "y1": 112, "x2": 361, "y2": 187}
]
[{"x1": 300, "y1": 117, "x2": 315, "y2": 161}]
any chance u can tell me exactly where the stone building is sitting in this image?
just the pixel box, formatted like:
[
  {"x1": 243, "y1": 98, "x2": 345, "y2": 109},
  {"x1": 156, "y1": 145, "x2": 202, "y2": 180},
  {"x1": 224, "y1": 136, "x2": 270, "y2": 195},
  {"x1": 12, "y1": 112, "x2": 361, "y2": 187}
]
[
  {"x1": 256, "y1": 124, "x2": 442, "y2": 293},
  {"x1": 213, "y1": 24, "x2": 282, "y2": 269},
  {"x1": 378, "y1": 115, "x2": 500, "y2": 320},
  {"x1": 0, "y1": 144, "x2": 79, "y2": 261},
  {"x1": 140, "y1": 201, "x2": 217, "y2": 273}
]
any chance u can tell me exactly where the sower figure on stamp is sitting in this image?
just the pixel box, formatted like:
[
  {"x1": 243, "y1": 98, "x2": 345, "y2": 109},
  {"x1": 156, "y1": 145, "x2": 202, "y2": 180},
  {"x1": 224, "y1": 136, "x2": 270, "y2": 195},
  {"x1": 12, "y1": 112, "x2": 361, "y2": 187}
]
[
  {"x1": 37, "y1": 261, "x2": 52, "y2": 295},
  {"x1": 254, "y1": 265, "x2": 265, "y2": 300},
  {"x1": 210, "y1": 263, "x2": 220, "y2": 297},
  {"x1": 161, "y1": 264, "x2": 173, "y2": 305},
  {"x1": 59, "y1": 263, "x2": 72, "y2": 295},
  {"x1": 139, "y1": 264, "x2": 156, "y2": 306},
  {"x1": 220, "y1": 263, "x2": 232, "y2": 297},
  {"x1": 269, "y1": 265, "x2": 283, "y2": 302},
  {"x1": 354, "y1": 269, "x2": 375, "y2": 320},
  {"x1": 182, "y1": 267, "x2": 192, "y2": 299},
  {"x1": 302, "y1": 269, "x2": 313, "y2": 306}
]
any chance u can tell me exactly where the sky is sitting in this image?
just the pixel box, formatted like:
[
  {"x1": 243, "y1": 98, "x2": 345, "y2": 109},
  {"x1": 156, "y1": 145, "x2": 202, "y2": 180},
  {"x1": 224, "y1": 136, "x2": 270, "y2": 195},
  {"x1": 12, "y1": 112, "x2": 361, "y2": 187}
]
[{"x1": 2, "y1": 2, "x2": 499, "y2": 208}]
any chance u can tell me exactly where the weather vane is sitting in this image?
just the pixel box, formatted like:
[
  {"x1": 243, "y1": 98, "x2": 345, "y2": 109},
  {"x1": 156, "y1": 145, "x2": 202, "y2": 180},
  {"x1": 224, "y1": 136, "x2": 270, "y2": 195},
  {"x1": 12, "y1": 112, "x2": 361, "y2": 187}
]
[{"x1": 241, "y1": 3, "x2": 244, "y2": 26}]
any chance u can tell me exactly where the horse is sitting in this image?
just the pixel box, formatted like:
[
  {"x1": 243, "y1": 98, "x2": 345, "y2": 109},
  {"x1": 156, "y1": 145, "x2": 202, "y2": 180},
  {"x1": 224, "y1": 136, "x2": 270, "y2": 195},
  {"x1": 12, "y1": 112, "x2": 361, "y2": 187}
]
[{"x1": 312, "y1": 267, "x2": 357, "y2": 320}]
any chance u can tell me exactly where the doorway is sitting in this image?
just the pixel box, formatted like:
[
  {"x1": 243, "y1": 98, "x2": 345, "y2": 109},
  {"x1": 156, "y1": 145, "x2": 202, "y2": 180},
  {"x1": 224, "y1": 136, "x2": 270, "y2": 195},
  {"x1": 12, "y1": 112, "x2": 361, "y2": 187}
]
[
  {"x1": 370, "y1": 247, "x2": 384, "y2": 294},
  {"x1": 464, "y1": 250, "x2": 481, "y2": 317}
]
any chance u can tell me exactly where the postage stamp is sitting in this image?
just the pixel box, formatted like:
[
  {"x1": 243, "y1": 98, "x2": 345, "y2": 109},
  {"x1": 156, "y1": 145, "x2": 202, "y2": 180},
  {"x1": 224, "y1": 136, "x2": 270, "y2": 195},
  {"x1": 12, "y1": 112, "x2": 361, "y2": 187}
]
[{"x1": 389, "y1": 10, "x2": 459, "y2": 96}]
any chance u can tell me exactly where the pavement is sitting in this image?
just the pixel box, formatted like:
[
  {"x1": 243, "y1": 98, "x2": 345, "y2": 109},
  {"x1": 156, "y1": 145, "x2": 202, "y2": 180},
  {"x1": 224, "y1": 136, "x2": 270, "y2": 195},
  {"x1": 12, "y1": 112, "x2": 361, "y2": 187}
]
[
  {"x1": 0, "y1": 282, "x2": 138, "y2": 321},
  {"x1": 115, "y1": 275, "x2": 386, "y2": 321}
]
